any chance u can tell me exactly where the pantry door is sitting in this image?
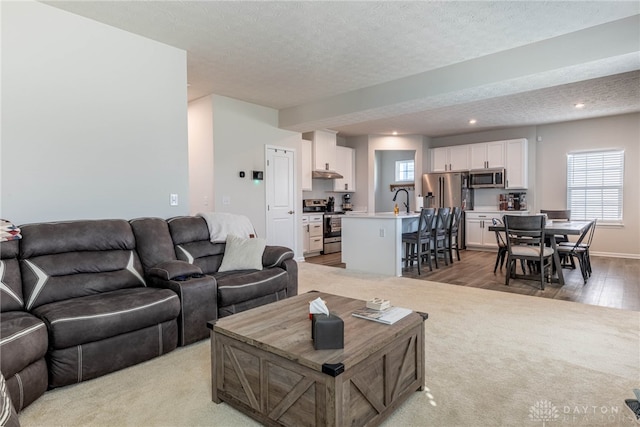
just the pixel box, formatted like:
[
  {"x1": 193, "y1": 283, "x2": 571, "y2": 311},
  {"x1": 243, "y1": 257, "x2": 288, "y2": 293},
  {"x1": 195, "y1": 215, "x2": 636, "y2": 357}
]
[{"x1": 265, "y1": 146, "x2": 296, "y2": 249}]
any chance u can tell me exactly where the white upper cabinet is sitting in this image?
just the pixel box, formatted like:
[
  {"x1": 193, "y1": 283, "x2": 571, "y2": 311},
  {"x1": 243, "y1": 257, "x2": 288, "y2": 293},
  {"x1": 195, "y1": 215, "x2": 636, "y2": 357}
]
[
  {"x1": 470, "y1": 141, "x2": 505, "y2": 169},
  {"x1": 303, "y1": 130, "x2": 338, "y2": 172},
  {"x1": 505, "y1": 138, "x2": 528, "y2": 189},
  {"x1": 301, "y1": 139, "x2": 312, "y2": 191},
  {"x1": 431, "y1": 147, "x2": 448, "y2": 172},
  {"x1": 333, "y1": 146, "x2": 355, "y2": 192},
  {"x1": 449, "y1": 145, "x2": 470, "y2": 171},
  {"x1": 430, "y1": 145, "x2": 469, "y2": 172}
]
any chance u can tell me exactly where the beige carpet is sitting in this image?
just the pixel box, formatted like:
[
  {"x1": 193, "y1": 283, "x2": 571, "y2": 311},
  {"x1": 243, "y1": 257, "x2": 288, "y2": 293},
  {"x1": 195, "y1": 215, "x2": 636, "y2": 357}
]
[{"x1": 19, "y1": 263, "x2": 639, "y2": 426}]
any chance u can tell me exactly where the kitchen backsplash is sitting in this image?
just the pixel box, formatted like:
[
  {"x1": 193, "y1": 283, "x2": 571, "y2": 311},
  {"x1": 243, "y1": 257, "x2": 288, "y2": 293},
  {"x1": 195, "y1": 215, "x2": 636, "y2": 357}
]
[{"x1": 303, "y1": 179, "x2": 352, "y2": 207}]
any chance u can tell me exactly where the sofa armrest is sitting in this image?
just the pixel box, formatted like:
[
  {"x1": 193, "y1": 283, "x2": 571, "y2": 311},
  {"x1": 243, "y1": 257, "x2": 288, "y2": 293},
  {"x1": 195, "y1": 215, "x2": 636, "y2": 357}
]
[
  {"x1": 148, "y1": 260, "x2": 203, "y2": 281},
  {"x1": 262, "y1": 246, "x2": 295, "y2": 269},
  {"x1": 146, "y1": 273, "x2": 218, "y2": 346}
]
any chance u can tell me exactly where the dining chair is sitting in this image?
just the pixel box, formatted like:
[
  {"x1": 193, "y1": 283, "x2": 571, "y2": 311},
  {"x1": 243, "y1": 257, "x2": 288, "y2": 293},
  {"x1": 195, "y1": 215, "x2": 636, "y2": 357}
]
[
  {"x1": 540, "y1": 209, "x2": 571, "y2": 243},
  {"x1": 555, "y1": 220, "x2": 594, "y2": 284},
  {"x1": 493, "y1": 217, "x2": 528, "y2": 275},
  {"x1": 447, "y1": 206, "x2": 463, "y2": 262},
  {"x1": 503, "y1": 215, "x2": 555, "y2": 290},
  {"x1": 401, "y1": 208, "x2": 436, "y2": 275},
  {"x1": 491, "y1": 217, "x2": 508, "y2": 273},
  {"x1": 433, "y1": 207, "x2": 451, "y2": 268},
  {"x1": 558, "y1": 219, "x2": 597, "y2": 283}
]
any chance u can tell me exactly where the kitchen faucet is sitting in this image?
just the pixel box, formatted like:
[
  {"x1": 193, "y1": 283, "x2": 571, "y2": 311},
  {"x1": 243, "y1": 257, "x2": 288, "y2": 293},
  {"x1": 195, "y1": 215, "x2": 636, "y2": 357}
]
[{"x1": 393, "y1": 189, "x2": 410, "y2": 214}]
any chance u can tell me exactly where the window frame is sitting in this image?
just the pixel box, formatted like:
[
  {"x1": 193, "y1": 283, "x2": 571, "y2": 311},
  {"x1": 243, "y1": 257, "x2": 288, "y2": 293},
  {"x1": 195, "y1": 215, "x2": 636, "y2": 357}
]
[
  {"x1": 566, "y1": 149, "x2": 624, "y2": 225},
  {"x1": 395, "y1": 159, "x2": 415, "y2": 183}
]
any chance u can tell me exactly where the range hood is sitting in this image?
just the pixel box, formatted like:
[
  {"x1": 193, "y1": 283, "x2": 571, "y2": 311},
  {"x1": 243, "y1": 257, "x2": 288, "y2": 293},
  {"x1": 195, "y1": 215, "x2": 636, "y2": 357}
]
[{"x1": 312, "y1": 170, "x2": 343, "y2": 179}]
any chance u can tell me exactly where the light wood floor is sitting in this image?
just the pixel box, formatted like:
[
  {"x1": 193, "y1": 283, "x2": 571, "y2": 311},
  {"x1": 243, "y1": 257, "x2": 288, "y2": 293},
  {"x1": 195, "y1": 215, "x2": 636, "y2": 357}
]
[{"x1": 304, "y1": 250, "x2": 640, "y2": 311}]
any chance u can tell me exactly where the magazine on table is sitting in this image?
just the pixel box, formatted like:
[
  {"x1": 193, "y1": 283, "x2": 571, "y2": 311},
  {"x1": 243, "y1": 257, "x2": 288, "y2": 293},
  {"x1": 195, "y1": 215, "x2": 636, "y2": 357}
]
[{"x1": 351, "y1": 306, "x2": 412, "y2": 325}]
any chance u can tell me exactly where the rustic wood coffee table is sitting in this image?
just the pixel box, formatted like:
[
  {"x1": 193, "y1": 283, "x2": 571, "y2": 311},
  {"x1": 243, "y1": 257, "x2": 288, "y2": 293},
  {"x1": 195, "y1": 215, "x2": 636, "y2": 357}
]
[{"x1": 207, "y1": 292, "x2": 427, "y2": 427}]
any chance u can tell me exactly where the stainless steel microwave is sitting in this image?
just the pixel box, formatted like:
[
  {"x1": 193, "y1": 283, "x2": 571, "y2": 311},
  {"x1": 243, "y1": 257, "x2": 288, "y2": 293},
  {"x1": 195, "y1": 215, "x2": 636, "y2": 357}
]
[{"x1": 469, "y1": 168, "x2": 505, "y2": 188}]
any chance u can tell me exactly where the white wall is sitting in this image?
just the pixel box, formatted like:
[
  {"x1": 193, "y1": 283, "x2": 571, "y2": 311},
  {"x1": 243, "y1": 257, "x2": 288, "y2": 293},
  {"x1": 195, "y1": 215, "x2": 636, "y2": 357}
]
[
  {"x1": 1, "y1": 1, "x2": 189, "y2": 224},
  {"x1": 187, "y1": 97, "x2": 215, "y2": 214},
  {"x1": 188, "y1": 95, "x2": 303, "y2": 254}
]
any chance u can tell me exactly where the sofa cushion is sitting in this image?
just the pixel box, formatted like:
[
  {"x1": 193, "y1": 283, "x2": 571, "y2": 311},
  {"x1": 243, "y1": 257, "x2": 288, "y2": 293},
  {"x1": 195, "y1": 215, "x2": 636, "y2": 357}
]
[
  {"x1": 19, "y1": 220, "x2": 149, "y2": 310},
  {"x1": 215, "y1": 268, "x2": 289, "y2": 307},
  {"x1": 167, "y1": 216, "x2": 210, "y2": 245},
  {"x1": 0, "y1": 312, "x2": 48, "y2": 377},
  {"x1": 32, "y1": 288, "x2": 180, "y2": 349},
  {"x1": 218, "y1": 235, "x2": 266, "y2": 272},
  {"x1": 19, "y1": 219, "x2": 136, "y2": 258},
  {"x1": 129, "y1": 217, "x2": 177, "y2": 273}
]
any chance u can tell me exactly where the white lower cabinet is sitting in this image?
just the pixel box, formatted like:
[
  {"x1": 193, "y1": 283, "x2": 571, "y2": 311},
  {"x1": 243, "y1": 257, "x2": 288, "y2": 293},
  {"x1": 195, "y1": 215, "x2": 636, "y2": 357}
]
[
  {"x1": 465, "y1": 211, "x2": 529, "y2": 249},
  {"x1": 303, "y1": 214, "x2": 323, "y2": 255}
]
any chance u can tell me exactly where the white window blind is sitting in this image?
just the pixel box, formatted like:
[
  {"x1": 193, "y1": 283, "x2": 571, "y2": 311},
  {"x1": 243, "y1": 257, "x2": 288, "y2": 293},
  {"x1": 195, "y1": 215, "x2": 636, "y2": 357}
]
[
  {"x1": 395, "y1": 160, "x2": 414, "y2": 182},
  {"x1": 566, "y1": 150, "x2": 624, "y2": 223}
]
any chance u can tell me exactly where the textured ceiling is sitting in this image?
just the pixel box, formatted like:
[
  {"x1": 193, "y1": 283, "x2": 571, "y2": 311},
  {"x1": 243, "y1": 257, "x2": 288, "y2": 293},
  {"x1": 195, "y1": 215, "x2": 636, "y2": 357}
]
[{"x1": 44, "y1": 1, "x2": 640, "y2": 137}]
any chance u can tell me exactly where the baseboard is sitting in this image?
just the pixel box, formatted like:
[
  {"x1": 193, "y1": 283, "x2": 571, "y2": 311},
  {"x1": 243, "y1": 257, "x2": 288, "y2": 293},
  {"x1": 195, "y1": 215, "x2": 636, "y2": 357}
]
[{"x1": 590, "y1": 251, "x2": 640, "y2": 260}]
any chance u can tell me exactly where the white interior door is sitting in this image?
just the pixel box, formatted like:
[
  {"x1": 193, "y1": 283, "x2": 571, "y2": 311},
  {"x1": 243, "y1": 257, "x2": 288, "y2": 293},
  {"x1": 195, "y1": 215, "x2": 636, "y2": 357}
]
[{"x1": 266, "y1": 147, "x2": 296, "y2": 248}]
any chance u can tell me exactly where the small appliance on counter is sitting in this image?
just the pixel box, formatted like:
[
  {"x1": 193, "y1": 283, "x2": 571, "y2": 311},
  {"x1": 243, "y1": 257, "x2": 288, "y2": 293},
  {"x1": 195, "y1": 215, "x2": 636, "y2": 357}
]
[
  {"x1": 342, "y1": 194, "x2": 352, "y2": 211},
  {"x1": 303, "y1": 199, "x2": 327, "y2": 213},
  {"x1": 499, "y1": 192, "x2": 527, "y2": 210}
]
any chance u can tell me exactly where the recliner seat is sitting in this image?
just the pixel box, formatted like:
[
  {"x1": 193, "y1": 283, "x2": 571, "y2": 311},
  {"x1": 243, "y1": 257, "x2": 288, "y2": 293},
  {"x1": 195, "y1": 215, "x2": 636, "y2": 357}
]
[
  {"x1": 19, "y1": 220, "x2": 181, "y2": 388},
  {"x1": 167, "y1": 216, "x2": 297, "y2": 317},
  {"x1": 131, "y1": 216, "x2": 298, "y2": 346}
]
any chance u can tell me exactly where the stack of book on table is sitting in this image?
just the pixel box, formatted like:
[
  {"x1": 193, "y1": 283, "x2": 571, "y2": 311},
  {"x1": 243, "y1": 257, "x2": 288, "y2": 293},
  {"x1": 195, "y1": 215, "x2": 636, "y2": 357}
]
[{"x1": 352, "y1": 298, "x2": 412, "y2": 325}]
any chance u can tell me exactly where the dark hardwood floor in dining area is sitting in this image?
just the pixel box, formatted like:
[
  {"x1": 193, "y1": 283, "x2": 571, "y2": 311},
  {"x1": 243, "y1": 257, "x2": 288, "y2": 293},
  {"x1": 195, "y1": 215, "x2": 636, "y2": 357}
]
[{"x1": 304, "y1": 250, "x2": 640, "y2": 311}]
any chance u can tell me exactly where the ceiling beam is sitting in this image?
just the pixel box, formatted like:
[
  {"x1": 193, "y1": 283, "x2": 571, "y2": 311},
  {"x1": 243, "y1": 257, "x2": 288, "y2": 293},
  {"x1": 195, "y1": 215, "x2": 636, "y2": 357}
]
[{"x1": 279, "y1": 15, "x2": 640, "y2": 133}]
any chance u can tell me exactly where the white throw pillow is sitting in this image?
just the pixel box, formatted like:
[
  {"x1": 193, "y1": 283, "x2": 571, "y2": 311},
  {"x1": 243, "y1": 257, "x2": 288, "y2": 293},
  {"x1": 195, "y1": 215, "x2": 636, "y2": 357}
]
[{"x1": 218, "y1": 234, "x2": 266, "y2": 272}]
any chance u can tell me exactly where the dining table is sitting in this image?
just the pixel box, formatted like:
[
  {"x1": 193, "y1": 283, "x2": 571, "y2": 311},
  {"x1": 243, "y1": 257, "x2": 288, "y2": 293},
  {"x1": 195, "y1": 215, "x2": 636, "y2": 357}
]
[{"x1": 488, "y1": 219, "x2": 593, "y2": 286}]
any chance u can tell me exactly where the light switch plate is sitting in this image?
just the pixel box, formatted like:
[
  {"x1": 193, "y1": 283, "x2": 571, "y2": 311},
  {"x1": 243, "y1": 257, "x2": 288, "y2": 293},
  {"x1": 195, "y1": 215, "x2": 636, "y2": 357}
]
[{"x1": 170, "y1": 194, "x2": 178, "y2": 206}]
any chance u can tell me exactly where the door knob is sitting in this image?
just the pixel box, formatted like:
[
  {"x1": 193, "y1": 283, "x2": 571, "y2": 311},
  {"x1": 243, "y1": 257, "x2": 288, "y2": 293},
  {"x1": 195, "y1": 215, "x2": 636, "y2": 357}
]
[{"x1": 288, "y1": 210, "x2": 295, "y2": 214}]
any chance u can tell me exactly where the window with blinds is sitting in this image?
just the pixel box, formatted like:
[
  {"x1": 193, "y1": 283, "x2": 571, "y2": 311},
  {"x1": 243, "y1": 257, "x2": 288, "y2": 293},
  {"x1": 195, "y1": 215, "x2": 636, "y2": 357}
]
[{"x1": 566, "y1": 150, "x2": 624, "y2": 223}]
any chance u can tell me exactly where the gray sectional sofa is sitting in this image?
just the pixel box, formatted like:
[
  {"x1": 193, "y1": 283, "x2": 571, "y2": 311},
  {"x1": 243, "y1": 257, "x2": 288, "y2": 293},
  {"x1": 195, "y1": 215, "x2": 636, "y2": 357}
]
[
  {"x1": 0, "y1": 239, "x2": 48, "y2": 412},
  {"x1": 0, "y1": 215, "x2": 298, "y2": 419}
]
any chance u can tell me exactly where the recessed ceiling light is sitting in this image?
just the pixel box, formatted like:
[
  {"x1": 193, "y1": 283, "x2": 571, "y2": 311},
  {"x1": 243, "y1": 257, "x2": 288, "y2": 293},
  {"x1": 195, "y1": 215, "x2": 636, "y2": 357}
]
[
  {"x1": 392, "y1": 131, "x2": 398, "y2": 135},
  {"x1": 574, "y1": 103, "x2": 585, "y2": 109},
  {"x1": 469, "y1": 119, "x2": 477, "y2": 125}
]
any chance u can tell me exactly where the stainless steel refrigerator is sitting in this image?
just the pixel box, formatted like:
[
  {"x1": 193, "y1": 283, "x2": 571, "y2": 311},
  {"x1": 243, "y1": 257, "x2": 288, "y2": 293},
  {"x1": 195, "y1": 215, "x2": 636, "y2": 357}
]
[{"x1": 422, "y1": 172, "x2": 473, "y2": 248}]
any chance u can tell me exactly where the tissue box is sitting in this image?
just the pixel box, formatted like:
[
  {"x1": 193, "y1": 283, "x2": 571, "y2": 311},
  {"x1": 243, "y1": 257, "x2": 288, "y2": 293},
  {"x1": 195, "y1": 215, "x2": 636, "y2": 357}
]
[{"x1": 311, "y1": 313, "x2": 344, "y2": 350}]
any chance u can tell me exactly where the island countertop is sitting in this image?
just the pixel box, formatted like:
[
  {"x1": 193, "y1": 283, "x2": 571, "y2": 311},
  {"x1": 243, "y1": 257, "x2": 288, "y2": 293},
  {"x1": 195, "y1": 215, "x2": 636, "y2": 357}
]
[{"x1": 344, "y1": 212, "x2": 420, "y2": 219}]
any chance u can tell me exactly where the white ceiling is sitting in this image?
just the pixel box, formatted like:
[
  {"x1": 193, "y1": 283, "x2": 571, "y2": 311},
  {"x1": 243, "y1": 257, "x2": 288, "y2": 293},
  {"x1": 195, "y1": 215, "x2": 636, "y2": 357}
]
[{"x1": 44, "y1": 1, "x2": 640, "y2": 137}]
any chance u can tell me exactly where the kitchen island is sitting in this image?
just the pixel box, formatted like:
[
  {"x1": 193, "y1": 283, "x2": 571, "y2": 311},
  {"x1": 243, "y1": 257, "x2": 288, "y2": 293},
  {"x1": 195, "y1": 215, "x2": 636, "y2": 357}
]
[{"x1": 341, "y1": 212, "x2": 420, "y2": 276}]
